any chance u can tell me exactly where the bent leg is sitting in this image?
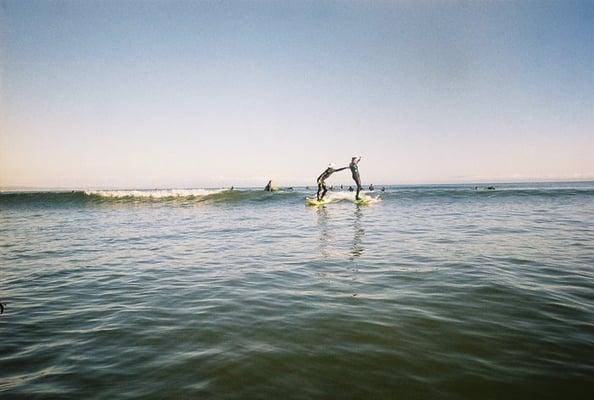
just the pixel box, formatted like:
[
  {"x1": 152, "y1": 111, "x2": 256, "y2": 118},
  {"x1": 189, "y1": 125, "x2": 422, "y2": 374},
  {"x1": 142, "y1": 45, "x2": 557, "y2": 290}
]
[{"x1": 321, "y1": 183, "x2": 328, "y2": 200}]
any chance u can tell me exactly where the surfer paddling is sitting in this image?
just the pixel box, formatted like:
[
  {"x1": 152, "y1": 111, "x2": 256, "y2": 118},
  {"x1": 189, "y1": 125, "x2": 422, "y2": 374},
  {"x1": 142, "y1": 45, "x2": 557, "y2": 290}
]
[
  {"x1": 349, "y1": 156, "x2": 363, "y2": 200},
  {"x1": 317, "y1": 164, "x2": 348, "y2": 201}
]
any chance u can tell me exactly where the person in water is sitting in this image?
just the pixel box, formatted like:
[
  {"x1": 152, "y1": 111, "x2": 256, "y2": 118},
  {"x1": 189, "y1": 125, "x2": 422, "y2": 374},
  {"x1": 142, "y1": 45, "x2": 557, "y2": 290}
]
[
  {"x1": 264, "y1": 180, "x2": 273, "y2": 191},
  {"x1": 349, "y1": 156, "x2": 363, "y2": 200},
  {"x1": 317, "y1": 163, "x2": 347, "y2": 201},
  {"x1": 369, "y1": 183, "x2": 374, "y2": 191}
]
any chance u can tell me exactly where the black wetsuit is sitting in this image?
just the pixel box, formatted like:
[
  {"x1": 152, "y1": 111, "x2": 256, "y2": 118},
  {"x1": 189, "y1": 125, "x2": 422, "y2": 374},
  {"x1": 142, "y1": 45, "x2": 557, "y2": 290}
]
[
  {"x1": 317, "y1": 167, "x2": 346, "y2": 200},
  {"x1": 349, "y1": 159, "x2": 362, "y2": 200}
]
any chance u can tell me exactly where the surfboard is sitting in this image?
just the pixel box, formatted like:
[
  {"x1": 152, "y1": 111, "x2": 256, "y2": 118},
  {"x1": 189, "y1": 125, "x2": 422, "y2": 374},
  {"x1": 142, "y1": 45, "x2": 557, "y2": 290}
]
[
  {"x1": 354, "y1": 197, "x2": 373, "y2": 205},
  {"x1": 355, "y1": 194, "x2": 382, "y2": 205},
  {"x1": 305, "y1": 197, "x2": 331, "y2": 206}
]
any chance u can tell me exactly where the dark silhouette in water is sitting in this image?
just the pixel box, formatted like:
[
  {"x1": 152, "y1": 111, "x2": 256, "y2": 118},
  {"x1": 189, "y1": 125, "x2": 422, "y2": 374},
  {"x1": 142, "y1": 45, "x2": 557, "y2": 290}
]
[
  {"x1": 348, "y1": 186, "x2": 354, "y2": 192},
  {"x1": 369, "y1": 184, "x2": 374, "y2": 191},
  {"x1": 0, "y1": 301, "x2": 5, "y2": 314},
  {"x1": 264, "y1": 180, "x2": 273, "y2": 191}
]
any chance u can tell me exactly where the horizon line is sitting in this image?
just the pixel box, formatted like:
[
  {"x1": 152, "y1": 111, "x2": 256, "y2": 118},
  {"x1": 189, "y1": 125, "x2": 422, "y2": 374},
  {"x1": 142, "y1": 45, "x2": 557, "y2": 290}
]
[{"x1": 2, "y1": 178, "x2": 594, "y2": 192}]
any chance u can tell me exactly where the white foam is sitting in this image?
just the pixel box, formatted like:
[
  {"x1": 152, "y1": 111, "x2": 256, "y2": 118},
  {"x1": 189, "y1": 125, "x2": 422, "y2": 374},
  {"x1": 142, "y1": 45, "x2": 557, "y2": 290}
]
[{"x1": 85, "y1": 189, "x2": 227, "y2": 198}]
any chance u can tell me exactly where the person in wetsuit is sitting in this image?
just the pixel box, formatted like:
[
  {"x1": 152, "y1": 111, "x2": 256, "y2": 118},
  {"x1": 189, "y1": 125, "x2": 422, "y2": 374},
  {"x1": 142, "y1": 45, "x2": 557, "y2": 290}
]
[
  {"x1": 264, "y1": 180, "x2": 273, "y2": 191},
  {"x1": 317, "y1": 164, "x2": 347, "y2": 201},
  {"x1": 349, "y1": 156, "x2": 363, "y2": 200}
]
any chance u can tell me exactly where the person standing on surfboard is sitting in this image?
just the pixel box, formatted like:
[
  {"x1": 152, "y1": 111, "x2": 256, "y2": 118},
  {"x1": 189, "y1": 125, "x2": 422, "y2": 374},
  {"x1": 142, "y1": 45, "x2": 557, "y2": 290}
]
[
  {"x1": 349, "y1": 156, "x2": 363, "y2": 200},
  {"x1": 317, "y1": 164, "x2": 348, "y2": 201}
]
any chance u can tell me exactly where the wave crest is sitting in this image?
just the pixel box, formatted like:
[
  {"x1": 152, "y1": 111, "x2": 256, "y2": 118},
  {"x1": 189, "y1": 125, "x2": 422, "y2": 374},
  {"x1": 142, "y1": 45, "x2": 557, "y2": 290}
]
[{"x1": 85, "y1": 189, "x2": 227, "y2": 199}]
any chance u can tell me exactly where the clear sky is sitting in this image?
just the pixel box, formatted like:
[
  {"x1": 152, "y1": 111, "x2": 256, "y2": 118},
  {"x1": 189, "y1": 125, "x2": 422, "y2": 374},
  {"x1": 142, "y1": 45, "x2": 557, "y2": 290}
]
[{"x1": 1, "y1": 0, "x2": 593, "y2": 188}]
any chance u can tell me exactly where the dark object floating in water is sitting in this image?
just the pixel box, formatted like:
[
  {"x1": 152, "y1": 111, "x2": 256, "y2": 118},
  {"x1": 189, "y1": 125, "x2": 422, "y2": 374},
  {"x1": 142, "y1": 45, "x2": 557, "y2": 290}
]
[
  {"x1": 487, "y1": 186, "x2": 496, "y2": 190},
  {"x1": 0, "y1": 302, "x2": 4, "y2": 314}
]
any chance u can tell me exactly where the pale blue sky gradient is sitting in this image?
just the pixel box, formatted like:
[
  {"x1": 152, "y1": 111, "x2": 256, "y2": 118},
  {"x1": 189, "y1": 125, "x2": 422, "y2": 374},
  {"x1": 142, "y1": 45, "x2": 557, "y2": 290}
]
[{"x1": 1, "y1": 0, "x2": 593, "y2": 188}]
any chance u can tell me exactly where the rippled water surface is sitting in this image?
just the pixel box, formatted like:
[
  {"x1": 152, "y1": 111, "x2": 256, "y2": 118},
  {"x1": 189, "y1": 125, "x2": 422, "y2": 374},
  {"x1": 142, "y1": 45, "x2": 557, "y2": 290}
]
[{"x1": 1, "y1": 183, "x2": 594, "y2": 399}]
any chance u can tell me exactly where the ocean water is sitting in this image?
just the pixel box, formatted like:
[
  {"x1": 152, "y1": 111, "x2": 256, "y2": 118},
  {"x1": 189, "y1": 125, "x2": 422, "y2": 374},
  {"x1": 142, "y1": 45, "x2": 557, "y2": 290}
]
[{"x1": 1, "y1": 182, "x2": 593, "y2": 399}]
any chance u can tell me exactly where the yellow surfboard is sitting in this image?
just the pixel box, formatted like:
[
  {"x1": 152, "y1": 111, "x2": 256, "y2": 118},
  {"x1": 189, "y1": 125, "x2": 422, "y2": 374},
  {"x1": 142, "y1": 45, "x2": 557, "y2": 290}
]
[{"x1": 305, "y1": 197, "x2": 332, "y2": 206}]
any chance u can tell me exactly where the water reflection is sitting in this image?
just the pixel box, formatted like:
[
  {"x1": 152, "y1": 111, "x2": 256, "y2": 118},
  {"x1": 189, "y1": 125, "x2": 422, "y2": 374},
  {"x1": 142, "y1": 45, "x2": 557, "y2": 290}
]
[
  {"x1": 316, "y1": 206, "x2": 332, "y2": 258},
  {"x1": 316, "y1": 205, "x2": 365, "y2": 260},
  {"x1": 350, "y1": 205, "x2": 364, "y2": 260}
]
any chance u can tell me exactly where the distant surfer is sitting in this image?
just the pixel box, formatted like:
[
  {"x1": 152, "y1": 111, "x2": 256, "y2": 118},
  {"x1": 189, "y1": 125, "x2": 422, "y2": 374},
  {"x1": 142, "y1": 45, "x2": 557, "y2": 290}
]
[
  {"x1": 264, "y1": 180, "x2": 273, "y2": 191},
  {"x1": 369, "y1": 184, "x2": 374, "y2": 191},
  {"x1": 349, "y1": 156, "x2": 363, "y2": 200},
  {"x1": 317, "y1": 164, "x2": 348, "y2": 201}
]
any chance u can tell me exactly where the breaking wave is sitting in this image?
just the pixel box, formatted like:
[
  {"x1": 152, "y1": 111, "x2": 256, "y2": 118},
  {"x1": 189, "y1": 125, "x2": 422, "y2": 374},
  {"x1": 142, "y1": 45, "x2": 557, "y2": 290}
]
[{"x1": 0, "y1": 188, "x2": 303, "y2": 205}]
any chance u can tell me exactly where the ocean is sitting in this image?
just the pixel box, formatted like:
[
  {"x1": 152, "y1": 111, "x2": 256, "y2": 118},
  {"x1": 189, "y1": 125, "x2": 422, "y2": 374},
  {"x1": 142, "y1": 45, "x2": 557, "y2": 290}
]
[{"x1": 1, "y1": 182, "x2": 593, "y2": 399}]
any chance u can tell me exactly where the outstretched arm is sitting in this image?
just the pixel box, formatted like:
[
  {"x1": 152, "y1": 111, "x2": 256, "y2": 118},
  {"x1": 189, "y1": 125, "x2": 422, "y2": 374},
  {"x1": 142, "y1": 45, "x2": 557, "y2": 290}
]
[
  {"x1": 356, "y1": 156, "x2": 362, "y2": 164},
  {"x1": 335, "y1": 167, "x2": 348, "y2": 172}
]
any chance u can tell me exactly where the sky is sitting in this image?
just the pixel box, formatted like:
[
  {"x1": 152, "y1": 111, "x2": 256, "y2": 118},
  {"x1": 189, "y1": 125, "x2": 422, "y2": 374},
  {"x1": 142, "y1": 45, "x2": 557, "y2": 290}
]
[{"x1": 1, "y1": 0, "x2": 593, "y2": 188}]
